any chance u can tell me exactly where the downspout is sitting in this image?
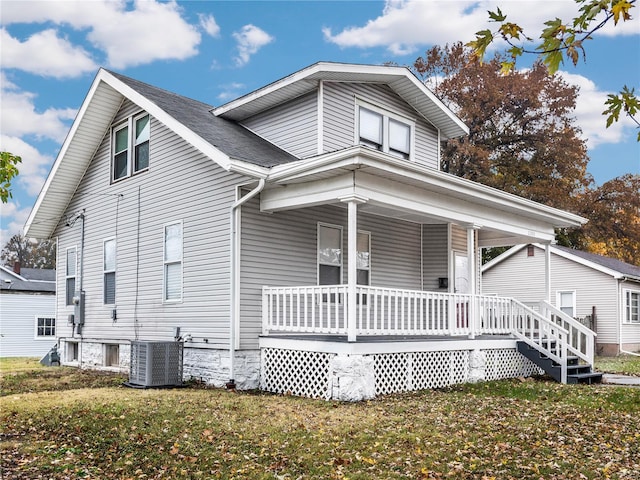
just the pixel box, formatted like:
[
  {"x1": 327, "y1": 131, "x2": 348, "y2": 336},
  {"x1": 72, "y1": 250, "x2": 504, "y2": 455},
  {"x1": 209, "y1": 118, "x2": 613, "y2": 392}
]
[
  {"x1": 228, "y1": 178, "x2": 266, "y2": 389},
  {"x1": 619, "y1": 278, "x2": 640, "y2": 357}
]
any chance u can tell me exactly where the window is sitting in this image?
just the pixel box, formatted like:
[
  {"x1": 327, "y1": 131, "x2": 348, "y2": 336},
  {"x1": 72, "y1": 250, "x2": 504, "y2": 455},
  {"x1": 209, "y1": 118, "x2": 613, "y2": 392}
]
[
  {"x1": 527, "y1": 245, "x2": 535, "y2": 257},
  {"x1": 65, "y1": 247, "x2": 76, "y2": 305},
  {"x1": 112, "y1": 113, "x2": 149, "y2": 181},
  {"x1": 557, "y1": 291, "x2": 576, "y2": 317},
  {"x1": 318, "y1": 224, "x2": 342, "y2": 285},
  {"x1": 36, "y1": 317, "x2": 56, "y2": 338},
  {"x1": 103, "y1": 239, "x2": 116, "y2": 304},
  {"x1": 164, "y1": 222, "x2": 183, "y2": 301},
  {"x1": 357, "y1": 231, "x2": 371, "y2": 285},
  {"x1": 358, "y1": 104, "x2": 413, "y2": 160},
  {"x1": 624, "y1": 290, "x2": 640, "y2": 324},
  {"x1": 104, "y1": 344, "x2": 119, "y2": 367}
]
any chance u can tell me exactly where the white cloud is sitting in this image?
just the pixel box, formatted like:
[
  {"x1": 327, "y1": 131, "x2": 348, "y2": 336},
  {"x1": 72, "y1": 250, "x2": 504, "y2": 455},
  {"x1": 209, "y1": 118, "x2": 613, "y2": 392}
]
[
  {"x1": 1, "y1": 0, "x2": 201, "y2": 73},
  {"x1": 0, "y1": 77, "x2": 76, "y2": 143},
  {"x1": 86, "y1": 1, "x2": 201, "y2": 69},
  {"x1": 217, "y1": 82, "x2": 245, "y2": 102},
  {"x1": 0, "y1": 201, "x2": 32, "y2": 246},
  {"x1": 323, "y1": 0, "x2": 639, "y2": 55},
  {"x1": 232, "y1": 24, "x2": 273, "y2": 66},
  {"x1": 557, "y1": 71, "x2": 635, "y2": 149},
  {"x1": 199, "y1": 13, "x2": 220, "y2": 38},
  {"x1": 0, "y1": 135, "x2": 55, "y2": 197},
  {"x1": 0, "y1": 28, "x2": 97, "y2": 78}
]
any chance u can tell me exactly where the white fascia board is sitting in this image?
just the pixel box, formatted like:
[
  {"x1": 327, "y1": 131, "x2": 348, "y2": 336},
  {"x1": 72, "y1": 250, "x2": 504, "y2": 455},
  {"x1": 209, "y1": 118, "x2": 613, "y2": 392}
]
[
  {"x1": 261, "y1": 173, "x2": 355, "y2": 211},
  {"x1": 25, "y1": 69, "x2": 113, "y2": 238},
  {"x1": 99, "y1": 71, "x2": 232, "y2": 171},
  {"x1": 481, "y1": 245, "x2": 527, "y2": 272},
  {"x1": 227, "y1": 159, "x2": 270, "y2": 179},
  {"x1": 0, "y1": 265, "x2": 27, "y2": 281},
  {"x1": 539, "y1": 244, "x2": 628, "y2": 280},
  {"x1": 269, "y1": 146, "x2": 586, "y2": 228}
]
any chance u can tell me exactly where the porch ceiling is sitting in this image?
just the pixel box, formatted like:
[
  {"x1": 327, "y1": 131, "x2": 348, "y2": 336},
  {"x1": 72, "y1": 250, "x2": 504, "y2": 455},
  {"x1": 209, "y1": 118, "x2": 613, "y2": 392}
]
[{"x1": 261, "y1": 147, "x2": 586, "y2": 247}]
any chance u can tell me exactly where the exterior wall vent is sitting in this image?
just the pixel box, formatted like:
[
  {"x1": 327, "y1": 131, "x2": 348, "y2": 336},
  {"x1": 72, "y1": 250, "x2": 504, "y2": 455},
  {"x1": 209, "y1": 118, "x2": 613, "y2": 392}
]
[{"x1": 128, "y1": 341, "x2": 183, "y2": 387}]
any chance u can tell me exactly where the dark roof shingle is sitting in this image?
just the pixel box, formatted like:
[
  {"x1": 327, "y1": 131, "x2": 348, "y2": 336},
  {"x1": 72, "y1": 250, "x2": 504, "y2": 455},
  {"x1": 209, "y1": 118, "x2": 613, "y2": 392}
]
[
  {"x1": 555, "y1": 245, "x2": 640, "y2": 278},
  {"x1": 108, "y1": 71, "x2": 298, "y2": 168}
]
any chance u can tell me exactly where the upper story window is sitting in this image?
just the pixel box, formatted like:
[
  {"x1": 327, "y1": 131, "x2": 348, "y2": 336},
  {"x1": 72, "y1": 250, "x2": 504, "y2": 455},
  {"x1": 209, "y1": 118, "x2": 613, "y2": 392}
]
[
  {"x1": 112, "y1": 113, "x2": 150, "y2": 181},
  {"x1": 358, "y1": 104, "x2": 413, "y2": 160}
]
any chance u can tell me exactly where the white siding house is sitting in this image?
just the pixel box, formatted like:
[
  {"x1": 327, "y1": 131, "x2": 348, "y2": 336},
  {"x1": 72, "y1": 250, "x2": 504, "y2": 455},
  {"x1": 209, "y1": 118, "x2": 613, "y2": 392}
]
[
  {"x1": 24, "y1": 63, "x2": 599, "y2": 399},
  {"x1": 482, "y1": 244, "x2": 640, "y2": 355},
  {"x1": 0, "y1": 265, "x2": 56, "y2": 358}
]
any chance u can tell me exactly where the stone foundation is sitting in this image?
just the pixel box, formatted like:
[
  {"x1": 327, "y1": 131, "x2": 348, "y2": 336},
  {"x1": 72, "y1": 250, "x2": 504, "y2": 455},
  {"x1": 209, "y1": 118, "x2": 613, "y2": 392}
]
[
  {"x1": 596, "y1": 343, "x2": 640, "y2": 357},
  {"x1": 58, "y1": 339, "x2": 260, "y2": 389}
]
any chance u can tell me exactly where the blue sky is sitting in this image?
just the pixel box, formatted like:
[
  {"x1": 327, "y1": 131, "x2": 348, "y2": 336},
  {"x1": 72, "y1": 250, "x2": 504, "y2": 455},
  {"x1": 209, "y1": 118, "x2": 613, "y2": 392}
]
[{"x1": 1, "y1": 0, "x2": 639, "y2": 244}]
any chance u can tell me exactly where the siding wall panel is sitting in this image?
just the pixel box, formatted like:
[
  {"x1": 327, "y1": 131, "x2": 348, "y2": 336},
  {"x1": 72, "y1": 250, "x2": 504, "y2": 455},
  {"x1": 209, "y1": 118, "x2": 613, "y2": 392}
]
[{"x1": 53, "y1": 99, "x2": 248, "y2": 349}]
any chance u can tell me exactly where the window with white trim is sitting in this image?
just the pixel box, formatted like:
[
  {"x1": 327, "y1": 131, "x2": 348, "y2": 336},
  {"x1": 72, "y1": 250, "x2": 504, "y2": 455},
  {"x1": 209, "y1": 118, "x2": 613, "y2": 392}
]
[
  {"x1": 358, "y1": 104, "x2": 413, "y2": 160},
  {"x1": 103, "y1": 239, "x2": 116, "y2": 305},
  {"x1": 164, "y1": 222, "x2": 183, "y2": 302},
  {"x1": 557, "y1": 291, "x2": 576, "y2": 317},
  {"x1": 35, "y1": 316, "x2": 56, "y2": 338},
  {"x1": 357, "y1": 231, "x2": 371, "y2": 285},
  {"x1": 318, "y1": 224, "x2": 342, "y2": 286},
  {"x1": 65, "y1": 247, "x2": 76, "y2": 305},
  {"x1": 624, "y1": 290, "x2": 640, "y2": 324},
  {"x1": 112, "y1": 113, "x2": 149, "y2": 181}
]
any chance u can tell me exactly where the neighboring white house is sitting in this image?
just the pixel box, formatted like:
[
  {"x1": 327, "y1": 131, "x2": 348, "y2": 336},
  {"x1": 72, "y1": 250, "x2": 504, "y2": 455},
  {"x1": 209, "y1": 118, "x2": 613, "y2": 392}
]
[
  {"x1": 0, "y1": 263, "x2": 57, "y2": 358},
  {"x1": 24, "y1": 62, "x2": 598, "y2": 399},
  {"x1": 482, "y1": 244, "x2": 640, "y2": 356}
]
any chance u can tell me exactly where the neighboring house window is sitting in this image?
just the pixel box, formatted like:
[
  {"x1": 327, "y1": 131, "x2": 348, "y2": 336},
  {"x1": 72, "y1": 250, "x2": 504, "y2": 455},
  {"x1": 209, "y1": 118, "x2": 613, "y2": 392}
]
[
  {"x1": 318, "y1": 224, "x2": 342, "y2": 285},
  {"x1": 112, "y1": 113, "x2": 150, "y2": 181},
  {"x1": 358, "y1": 104, "x2": 413, "y2": 160},
  {"x1": 557, "y1": 291, "x2": 576, "y2": 317},
  {"x1": 624, "y1": 290, "x2": 640, "y2": 324},
  {"x1": 35, "y1": 317, "x2": 56, "y2": 338},
  {"x1": 527, "y1": 245, "x2": 535, "y2": 257},
  {"x1": 357, "y1": 231, "x2": 371, "y2": 285},
  {"x1": 103, "y1": 239, "x2": 116, "y2": 304},
  {"x1": 164, "y1": 222, "x2": 183, "y2": 301},
  {"x1": 65, "y1": 247, "x2": 76, "y2": 305}
]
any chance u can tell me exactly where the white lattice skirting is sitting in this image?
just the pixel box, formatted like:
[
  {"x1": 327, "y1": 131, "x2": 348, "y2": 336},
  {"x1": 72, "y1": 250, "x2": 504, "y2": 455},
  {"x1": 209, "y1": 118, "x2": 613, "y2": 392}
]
[{"x1": 260, "y1": 347, "x2": 541, "y2": 401}]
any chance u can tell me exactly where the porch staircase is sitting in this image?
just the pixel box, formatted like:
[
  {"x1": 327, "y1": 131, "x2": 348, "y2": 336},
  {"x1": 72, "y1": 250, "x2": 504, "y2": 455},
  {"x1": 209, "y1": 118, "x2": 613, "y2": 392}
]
[
  {"x1": 511, "y1": 300, "x2": 602, "y2": 385},
  {"x1": 517, "y1": 341, "x2": 603, "y2": 384}
]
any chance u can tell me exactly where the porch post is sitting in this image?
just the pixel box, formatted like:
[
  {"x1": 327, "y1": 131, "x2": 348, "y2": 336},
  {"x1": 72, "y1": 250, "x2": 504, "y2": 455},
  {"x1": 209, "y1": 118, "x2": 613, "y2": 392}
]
[
  {"x1": 467, "y1": 225, "x2": 480, "y2": 339},
  {"x1": 545, "y1": 243, "x2": 551, "y2": 303},
  {"x1": 340, "y1": 194, "x2": 368, "y2": 342}
]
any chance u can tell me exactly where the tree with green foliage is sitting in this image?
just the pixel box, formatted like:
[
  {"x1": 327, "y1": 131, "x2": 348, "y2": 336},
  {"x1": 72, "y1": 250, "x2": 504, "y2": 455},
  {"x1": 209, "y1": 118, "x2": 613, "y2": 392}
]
[
  {"x1": 467, "y1": 0, "x2": 639, "y2": 140},
  {"x1": 1, "y1": 151, "x2": 22, "y2": 203}
]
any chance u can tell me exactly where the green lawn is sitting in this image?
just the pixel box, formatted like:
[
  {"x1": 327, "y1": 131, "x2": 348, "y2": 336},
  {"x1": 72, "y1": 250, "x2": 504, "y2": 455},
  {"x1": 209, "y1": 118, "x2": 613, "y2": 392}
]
[
  {"x1": 595, "y1": 354, "x2": 640, "y2": 376},
  {"x1": 1, "y1": 359, "x2": 639, "y2": 479}
]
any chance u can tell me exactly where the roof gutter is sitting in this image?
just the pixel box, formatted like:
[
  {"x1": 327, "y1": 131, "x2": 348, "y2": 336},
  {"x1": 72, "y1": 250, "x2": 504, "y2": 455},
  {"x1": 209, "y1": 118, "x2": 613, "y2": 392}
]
[{"x1": 228, "y1": 177, "x2": 266, "y2": 389}]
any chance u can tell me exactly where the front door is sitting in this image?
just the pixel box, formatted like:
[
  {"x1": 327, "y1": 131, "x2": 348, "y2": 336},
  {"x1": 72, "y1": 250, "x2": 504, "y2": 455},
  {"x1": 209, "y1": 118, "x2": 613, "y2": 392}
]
[{"x1": 454, "y1": 252, "x2": 469, "y2": 294}]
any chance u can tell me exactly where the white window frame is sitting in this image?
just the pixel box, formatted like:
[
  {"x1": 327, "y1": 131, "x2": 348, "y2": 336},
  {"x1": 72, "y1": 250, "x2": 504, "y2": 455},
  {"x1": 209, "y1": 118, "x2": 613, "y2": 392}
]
[
  {"x1": 357, "y1": 230, "x2": 371, "y2": 286},
  {"x1": 317, "y1": 223, "x2": 343, "y2": 286},
  {"x1": 163, "y1": 221, "x2": 183, "y2": 303},
  {"x1": 103, "y1": 238, "x2": 116, "y2": 305},
  {"x1": 111, "y1": 112, "x2": 150, "y2": 182},
  {"x1": 556, "y1": 290, "x2": 576, "y2": 318},
  {"x1": 34, "y1": 316, "x2": 56, "y2": 339},
  {"x1": 65, "y1": 246, "x2": 77, "y2": 306},
  {"x1": 623, "y1": 289, "x2": 640, "y2": 324},
  {"x1": 356, "y1": 100, "x2": 415, "y2": 161}
]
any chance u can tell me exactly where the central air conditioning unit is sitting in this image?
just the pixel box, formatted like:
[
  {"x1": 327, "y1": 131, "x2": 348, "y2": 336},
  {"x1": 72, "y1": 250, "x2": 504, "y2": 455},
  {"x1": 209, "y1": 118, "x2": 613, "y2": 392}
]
[{"x1": 128, "y1": 340, "x2": 184, "y2": 388}]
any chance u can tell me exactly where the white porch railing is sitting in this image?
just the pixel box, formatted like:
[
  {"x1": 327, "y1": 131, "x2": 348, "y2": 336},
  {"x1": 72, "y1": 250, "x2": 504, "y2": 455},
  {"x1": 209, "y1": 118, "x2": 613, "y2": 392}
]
[{"x1": 262, "y1": 285, "x2": 514, "y2": 337}]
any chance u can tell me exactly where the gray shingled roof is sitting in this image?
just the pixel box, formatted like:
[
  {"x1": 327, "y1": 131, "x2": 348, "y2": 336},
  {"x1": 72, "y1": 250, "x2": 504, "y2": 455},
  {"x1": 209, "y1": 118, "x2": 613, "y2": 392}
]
[
  {"x1": 554, "y1": 245, "x2": 640, "y2": 278},
  {"x1": 1, "y1": 268, "x2": 56, "y2": 293},
  {"x1": 108, "y1": 71, "x2": 297, "y2": 168}
]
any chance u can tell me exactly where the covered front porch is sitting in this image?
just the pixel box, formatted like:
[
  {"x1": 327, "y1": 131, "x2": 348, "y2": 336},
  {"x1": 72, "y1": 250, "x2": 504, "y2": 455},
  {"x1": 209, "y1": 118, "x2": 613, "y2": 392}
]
[{"x1": 238, "y1": 147, "x2": 591, "y2": 398}]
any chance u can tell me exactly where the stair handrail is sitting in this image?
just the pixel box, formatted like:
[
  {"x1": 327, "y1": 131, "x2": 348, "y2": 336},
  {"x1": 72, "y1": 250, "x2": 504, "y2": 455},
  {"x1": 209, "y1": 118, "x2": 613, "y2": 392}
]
[
  {"x1": 539, "y1": 300, "x2": 596, "y2": 367},
  {"x1": 510, "y1": 299, "x2": 569, "y2": 383}
]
